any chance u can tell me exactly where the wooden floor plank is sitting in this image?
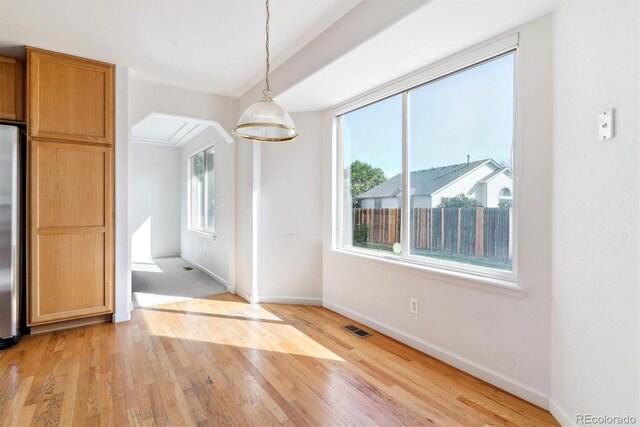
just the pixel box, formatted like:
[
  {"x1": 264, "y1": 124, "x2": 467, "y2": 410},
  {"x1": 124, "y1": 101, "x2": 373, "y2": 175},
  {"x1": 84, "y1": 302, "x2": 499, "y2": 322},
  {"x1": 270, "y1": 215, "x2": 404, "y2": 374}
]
[
  {"x1": 0, "y1": 293, "x2": 558, "y2": 426},
  {"x1": 1, "y1": 375, "x2": 33, "y2": 427}
]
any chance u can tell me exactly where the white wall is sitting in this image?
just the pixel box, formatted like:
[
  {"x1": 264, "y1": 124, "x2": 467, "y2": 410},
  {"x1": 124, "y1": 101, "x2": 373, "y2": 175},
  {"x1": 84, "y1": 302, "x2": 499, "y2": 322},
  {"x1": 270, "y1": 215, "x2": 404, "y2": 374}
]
[
  {"x1": 129, "y1": 79, "x2": 238, "y2": 131},
  {"x1": 550, "y1": 1, "x2": 640, "y2": 424},
  {"x1": 322, "y1": 16, "x2": 553, "y2": 406},
  {"x1": 130, "y1": 143, "x2": 180, "y2": 261},
  {"x1": 235, "y1": 136, "x2": 256, "y2": 302},
  {"x1": 114, "y1": 66, "x2": 131, "y2": 322},
  {"x1": 234, "y1": 111, "x2": 330, "y2": 304},
  {"x1": 258, "y1": 112, "x2": 324, "y2": 304},
  {"x1": 180, "y1": 127, "x2": 235, "y2": 287},
  {"x1": 129, "y1": 78, "x2": 238, "y2": 289},
  {"x1": 235, "y1": 96, "x2": 262, "y2": 303}
]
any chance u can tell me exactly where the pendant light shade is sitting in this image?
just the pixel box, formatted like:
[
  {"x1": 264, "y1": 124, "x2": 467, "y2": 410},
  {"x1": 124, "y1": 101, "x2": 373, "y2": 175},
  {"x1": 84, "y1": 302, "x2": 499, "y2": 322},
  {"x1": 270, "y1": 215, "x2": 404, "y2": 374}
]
[
  {"x1": 234, "y1": 97, "x2": 298, "y2": 142},
  {"x1": 233, "y1": 0, "x2": 298, "y2": 143}
]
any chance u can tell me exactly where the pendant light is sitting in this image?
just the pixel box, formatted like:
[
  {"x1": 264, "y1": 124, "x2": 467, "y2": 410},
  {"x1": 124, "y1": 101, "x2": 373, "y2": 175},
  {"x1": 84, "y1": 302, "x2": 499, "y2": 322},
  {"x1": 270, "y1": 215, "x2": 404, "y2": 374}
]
[{"x1": 234, "y1": 0, "x2": 299, "y2": 143}]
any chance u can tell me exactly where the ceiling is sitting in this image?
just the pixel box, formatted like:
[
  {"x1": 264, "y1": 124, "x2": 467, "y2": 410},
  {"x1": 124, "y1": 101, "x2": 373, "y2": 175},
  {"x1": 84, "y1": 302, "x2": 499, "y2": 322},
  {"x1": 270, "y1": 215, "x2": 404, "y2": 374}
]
[
  {"x1": 133, "y1": 113, "x2": 208, "y2": 147},
  {"x1": 275, "y1": 0, "x2": 559, "y2": 112},
  {"x1": 0, "y1": 0, "x2": 360, "y2": 97},
  {"x1": 1, "y1": 0, "x2": 559, "y2": 110},
  {"x1": 132, "y1": 113, "x2": 234, "y2": 146}
]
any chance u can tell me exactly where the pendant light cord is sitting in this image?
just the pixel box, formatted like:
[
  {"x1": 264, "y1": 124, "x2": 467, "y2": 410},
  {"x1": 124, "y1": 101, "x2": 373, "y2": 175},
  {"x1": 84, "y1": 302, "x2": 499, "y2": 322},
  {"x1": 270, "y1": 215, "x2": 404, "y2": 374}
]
[{"x1": 263, "y1": 0, "x2": 271, "y2": 99}]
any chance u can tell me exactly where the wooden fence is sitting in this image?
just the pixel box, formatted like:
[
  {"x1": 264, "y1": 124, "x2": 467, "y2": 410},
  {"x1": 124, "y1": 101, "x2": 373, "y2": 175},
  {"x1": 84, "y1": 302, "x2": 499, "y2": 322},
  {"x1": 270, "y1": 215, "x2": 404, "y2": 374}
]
[{"x1": 353, "y1": 207, "x2": 511, "y2": 262}]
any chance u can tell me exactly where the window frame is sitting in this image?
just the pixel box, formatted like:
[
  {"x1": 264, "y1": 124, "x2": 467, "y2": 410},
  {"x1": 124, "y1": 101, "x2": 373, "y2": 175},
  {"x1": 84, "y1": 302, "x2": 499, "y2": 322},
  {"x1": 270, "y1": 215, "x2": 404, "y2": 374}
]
[
  {"x1": 187, "y1": 144, "x2": 216, "y2": 236},
  {"x1": 332, "y1": 34, "x2": 520, "y2": 285}
]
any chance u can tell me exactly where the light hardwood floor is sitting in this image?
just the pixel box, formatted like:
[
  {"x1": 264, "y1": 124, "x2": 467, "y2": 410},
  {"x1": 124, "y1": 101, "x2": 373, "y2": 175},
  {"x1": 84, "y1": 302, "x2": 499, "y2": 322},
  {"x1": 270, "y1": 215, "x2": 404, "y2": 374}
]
[{"x1": 0, "y1": 294, "x2": 558, "y2": 426}]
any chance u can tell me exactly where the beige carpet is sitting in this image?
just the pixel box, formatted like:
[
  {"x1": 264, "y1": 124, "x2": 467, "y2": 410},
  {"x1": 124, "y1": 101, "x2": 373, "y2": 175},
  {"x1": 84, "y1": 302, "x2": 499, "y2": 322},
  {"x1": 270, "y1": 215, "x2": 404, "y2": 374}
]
[{"x1": 132, "y1": 257, "x2": 228, "y2": 308}]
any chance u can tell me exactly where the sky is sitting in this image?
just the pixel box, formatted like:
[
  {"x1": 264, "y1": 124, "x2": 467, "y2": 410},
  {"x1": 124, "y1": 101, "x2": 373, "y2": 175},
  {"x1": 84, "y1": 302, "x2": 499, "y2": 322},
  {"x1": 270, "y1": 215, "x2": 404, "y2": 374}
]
[{"x1": 342, "y1": 52, "x2": 515, "y2": 178}]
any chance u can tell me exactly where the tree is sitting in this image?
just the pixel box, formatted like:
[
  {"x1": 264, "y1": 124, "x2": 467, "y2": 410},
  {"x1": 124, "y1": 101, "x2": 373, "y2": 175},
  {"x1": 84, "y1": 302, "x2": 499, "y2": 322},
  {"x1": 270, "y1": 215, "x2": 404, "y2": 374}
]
[
  {"x1": 193, "y1": 152, "x2": 204, "y2": 181},
  {"x1": 349, "y1": 160, "x2": 386, "y2": 198},
  {"x1": 437, "y1": 194, "x2": 483, "y2": 208}
]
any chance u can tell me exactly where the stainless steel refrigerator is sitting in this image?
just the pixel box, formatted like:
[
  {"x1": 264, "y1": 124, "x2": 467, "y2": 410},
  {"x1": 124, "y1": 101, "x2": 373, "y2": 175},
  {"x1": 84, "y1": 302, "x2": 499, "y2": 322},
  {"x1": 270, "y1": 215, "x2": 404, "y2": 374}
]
[{"x1": 0, "y1": 124, "x2": 21, "y2": 349}]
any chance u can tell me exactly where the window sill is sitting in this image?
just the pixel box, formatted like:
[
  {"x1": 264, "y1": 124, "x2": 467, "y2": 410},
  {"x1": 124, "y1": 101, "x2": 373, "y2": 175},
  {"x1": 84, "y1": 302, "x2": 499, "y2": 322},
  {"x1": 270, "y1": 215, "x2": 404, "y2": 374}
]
[
  {"x1": 188, "y1": 228, "x2": 217, "y2": 239},
  {"x1": 329, "y1": 248, "x2": 525, "y2": 298}
]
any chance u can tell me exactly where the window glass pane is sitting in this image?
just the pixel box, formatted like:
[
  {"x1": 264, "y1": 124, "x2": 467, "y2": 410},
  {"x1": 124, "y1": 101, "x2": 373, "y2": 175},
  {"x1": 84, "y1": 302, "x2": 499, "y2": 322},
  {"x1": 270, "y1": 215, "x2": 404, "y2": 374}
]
[
  {"x1": 341, "y1": 94, "x2": 403, "y2": 254},
  {"x1": 408, "y1": 52, "x2": 515, "y2": 271},
  {"x1": 205, "y1": 148, "x2": 215, "y2": 233},
  {"x1": 190, "y1": 152, "x2": 205, "y2": 231}
]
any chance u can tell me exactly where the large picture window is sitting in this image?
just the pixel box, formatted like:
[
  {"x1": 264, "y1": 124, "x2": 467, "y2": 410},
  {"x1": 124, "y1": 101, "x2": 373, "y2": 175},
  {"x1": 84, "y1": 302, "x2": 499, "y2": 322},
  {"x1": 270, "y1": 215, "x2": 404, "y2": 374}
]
[
  {"x1": 337, "y1": 48, "x2": 516, "y2": 279},
  {"x1": 189, "y1": 146, "x2": 215, "y2": 234}
]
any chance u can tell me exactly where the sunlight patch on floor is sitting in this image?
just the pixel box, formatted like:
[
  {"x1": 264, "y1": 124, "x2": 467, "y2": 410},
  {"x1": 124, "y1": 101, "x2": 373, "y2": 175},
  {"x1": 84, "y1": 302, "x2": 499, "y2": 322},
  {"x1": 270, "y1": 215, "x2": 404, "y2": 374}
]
[
  {"x1": 132, "y1": 292, "x2": 192, "y2": 307},
  {"x1": 132, "y1": 262, "x2": 163, "y2": 273},
  {"x1": 139, "y1": 306, "x2": 344, "y2": 361},
  {"x1": 157, "y1": 297, "x2": 284, "y2": 322}
]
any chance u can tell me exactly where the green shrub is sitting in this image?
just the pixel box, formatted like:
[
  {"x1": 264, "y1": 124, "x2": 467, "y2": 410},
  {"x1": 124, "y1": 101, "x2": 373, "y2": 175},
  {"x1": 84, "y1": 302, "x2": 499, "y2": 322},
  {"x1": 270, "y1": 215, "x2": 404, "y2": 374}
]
[
  {"x1": 353, "y1": 224, "x2": 370, "y2": 243},
  {"x1": 498, "y1": 199, "x2": 512, "y2": 208}
]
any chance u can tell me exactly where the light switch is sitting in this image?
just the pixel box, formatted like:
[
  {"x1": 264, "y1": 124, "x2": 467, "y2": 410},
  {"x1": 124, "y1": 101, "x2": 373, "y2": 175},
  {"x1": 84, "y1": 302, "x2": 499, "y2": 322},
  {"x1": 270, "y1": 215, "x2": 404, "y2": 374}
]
[{"x1": 599, "y1": 109, "x2": 614, "y2": 141}]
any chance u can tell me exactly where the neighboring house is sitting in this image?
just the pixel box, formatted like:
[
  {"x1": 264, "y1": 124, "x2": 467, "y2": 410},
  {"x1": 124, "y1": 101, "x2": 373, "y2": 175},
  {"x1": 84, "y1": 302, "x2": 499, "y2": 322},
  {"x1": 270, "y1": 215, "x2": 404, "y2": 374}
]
[{"x1": 357, "y1": 159, "x2": 512, "y2": 208}]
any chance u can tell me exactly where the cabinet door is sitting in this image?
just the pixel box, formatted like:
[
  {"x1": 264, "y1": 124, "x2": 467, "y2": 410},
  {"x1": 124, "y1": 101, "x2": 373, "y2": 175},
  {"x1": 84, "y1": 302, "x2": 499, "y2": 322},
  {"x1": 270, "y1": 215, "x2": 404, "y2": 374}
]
[
  {"x1": 0, "y1": 55, "x2": 24, "y2": 122},
  {"x1": 28, "y1": 48, "x2": 114, "y2": 144},
  {"x1": 29, "y1": 139, "x2": 114, "y2": 324}
]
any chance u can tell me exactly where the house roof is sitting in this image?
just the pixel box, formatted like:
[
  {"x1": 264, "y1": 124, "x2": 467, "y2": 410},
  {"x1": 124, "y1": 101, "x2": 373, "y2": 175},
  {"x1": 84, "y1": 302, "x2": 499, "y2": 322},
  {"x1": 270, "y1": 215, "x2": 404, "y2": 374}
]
[
  {"x1": 357, "y1": 159, "x2": 497, "y2": 199},
  {"x1": 479, "y1": 167, "x2": 511, "y2": 183}
]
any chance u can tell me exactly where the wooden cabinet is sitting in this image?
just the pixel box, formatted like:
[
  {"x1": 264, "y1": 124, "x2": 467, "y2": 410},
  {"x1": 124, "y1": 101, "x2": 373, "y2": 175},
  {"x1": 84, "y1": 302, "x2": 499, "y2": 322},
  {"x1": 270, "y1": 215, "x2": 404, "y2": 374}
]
[
  {"x1": 0, "y1": 55, "x2": 24, "y2": 122},
  {"x1": 27, "y1": 48, "x2": 114, "y2": 326},
  {"x1": 27, "y1": 48, "x2": 114, "y2": 144}
]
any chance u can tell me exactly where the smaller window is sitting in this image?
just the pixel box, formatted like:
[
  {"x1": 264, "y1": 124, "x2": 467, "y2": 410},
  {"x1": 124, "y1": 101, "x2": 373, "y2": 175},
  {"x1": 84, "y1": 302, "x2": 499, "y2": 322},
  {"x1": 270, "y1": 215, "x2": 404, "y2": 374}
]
[
  {"x1": 374, "y1": 198, "x2": 382, "y2": 209},
  {"x1": 498, "y1": 188, "x2": 512, "y2": 209},
  {"x1": 189, "y1": 146, "x2": 215, "y2": 234}
]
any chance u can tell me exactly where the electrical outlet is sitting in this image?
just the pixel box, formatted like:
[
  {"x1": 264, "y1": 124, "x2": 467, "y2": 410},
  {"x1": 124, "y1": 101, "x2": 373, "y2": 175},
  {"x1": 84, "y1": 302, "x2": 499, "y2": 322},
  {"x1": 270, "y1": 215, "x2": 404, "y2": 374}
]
[
  {"x1": 410, "y1": 298, "x2": 419, "y2": 314},
  {"x1": 204, "y1": 248, "x2": 207, "y2": 257}
]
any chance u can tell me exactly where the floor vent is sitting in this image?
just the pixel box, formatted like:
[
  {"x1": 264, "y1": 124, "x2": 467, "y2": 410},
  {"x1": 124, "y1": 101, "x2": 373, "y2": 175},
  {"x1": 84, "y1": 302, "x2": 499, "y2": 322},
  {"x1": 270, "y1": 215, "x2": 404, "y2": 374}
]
[
  {"x1": 183, "y1": 266, "x2": 193, "y2": 271},
  {"x1": 342, "y1": 325, "x2": 372, "y2": 338}
]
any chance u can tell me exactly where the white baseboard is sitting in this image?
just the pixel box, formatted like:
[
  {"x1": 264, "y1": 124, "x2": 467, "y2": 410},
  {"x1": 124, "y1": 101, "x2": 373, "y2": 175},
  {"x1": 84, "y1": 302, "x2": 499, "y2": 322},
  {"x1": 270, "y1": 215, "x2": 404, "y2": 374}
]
[
  {"x1": 236, "y1": 288, "x2": 259, "y2": 304},
  {"x1": 181, "y1": 256, "x2": 230, "y2": 290},
  {"x1": 323, "y1": 299, "x2": 550, "y2": 409},
  {"x1": 258, "y1": 296, "x2": 322, "y2": 306},
  {"x1": 112, "y1": 311, "x2": 131, "y2": 323},
  {"x1": 549, "y1": 398, "x2": 575, "y2": 427}
]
